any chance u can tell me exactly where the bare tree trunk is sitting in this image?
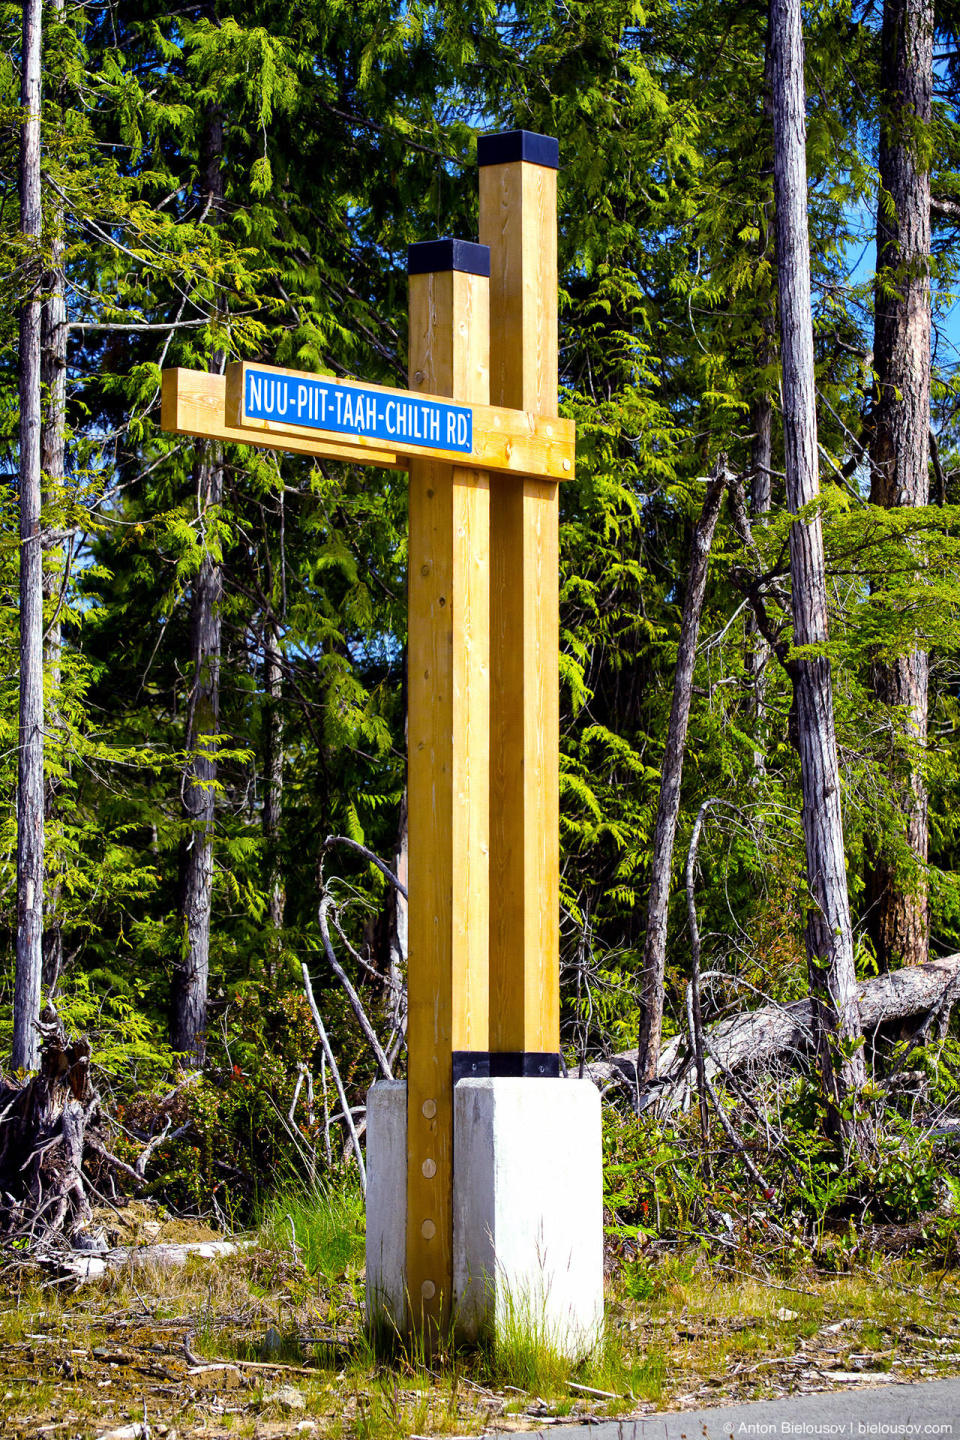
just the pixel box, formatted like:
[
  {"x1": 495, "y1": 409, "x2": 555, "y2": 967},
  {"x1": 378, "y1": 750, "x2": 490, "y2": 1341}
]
[
  {"x1": 637, "y1": 459, "x2": 727, "y2": 1081},
  {"x1": 745, "y1": 8, "x2": 776, "y2": 766},
  {"x1": 751, "y1": 391, "x2": 774, "y2": 520},
  {"x1": 771, "y1": 0, "x2": 867, "y2": 1144},
  {"x1": 867, "y1": 0, "x2": 933, "y2": 971},
  {"x1": 41, "y1": 0, "x2": 67, "y2": 996},
  {"x1": 751, "y1": 8, "x2": 777, "y2": 526},
  {"x1": 388, "y1": 787, "x2": 408, "y2": 1040},
  {"x1": 13, "y1": 0, "x2": 45, "y2": 1073},
  {"x1": 263, "y1": 619, "x2": 284, "y2": 932},
  {"x1": 746, "y1": 322, "x2": 775, "y2": 761},
  {"x1": 172, "y1": 101, "x2": 224, "y2": 1060},
  {"x1": 685, "y1": 801, "x2": 713, "y2": 1163}
]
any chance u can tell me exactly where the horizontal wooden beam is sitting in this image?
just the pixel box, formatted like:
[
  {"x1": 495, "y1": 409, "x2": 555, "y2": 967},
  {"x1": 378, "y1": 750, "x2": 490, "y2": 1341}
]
[
  {"x1": 161, "y1": 368, "x2": 403, "y2": 469},
  {"x1": 160, "y1": 366, "x2": 575, "y2": 482}
]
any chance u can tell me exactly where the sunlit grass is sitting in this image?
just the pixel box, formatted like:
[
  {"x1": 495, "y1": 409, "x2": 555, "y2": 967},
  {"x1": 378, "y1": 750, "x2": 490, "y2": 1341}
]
[
  {"x1": 4, "y1": 1179, "x2": 960, "y2": 1440},
  {"x1": 256, "y1": 1177, "x2": 366, "y2": 1281}
]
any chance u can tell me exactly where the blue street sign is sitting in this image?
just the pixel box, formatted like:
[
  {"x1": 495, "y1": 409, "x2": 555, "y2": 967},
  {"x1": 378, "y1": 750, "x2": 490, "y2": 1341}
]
[{"x1": 243, "y1": 367, "x2": 473, "y2": 455}]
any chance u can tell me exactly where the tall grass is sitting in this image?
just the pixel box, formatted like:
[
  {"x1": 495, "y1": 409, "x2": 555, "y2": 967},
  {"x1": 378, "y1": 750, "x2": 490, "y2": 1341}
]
[
  {"x1": 481, "y1": 1308, "x2": 574, "y2": 1395},
  {"x1": 256, "y1": 1174, "x2": 365, "y2": 1281}
]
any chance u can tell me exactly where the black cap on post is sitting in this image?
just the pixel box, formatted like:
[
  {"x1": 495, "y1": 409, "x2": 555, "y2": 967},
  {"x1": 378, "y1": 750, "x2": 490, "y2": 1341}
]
[
  {"x1": 477, "y1": 130, "x2": 560, "y2": 170},
  {"x1": 407, "y1": 238, "x2": 491, "y2": 277}
]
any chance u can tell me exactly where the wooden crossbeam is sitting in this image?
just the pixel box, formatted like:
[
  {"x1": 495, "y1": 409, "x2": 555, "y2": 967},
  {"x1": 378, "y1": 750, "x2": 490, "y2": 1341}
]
[
  {"x1": 161, "y1": 365, "x2": 574, "y2": 482},
  {"x1": 161, "y1": 367, "x2": 402, "y2": 468}
]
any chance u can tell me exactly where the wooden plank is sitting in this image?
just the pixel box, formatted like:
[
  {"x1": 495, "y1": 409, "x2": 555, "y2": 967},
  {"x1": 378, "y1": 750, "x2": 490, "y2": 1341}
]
[
  {"x1": 405, "y1": 266, "x2": 490, "y2": 1336},
  {"x1": 161, "y1": 368, "x2": 402, "y2": 468},
  {"x1": 164, "y1": 364, "x2": 573, "y2": 480},
  {"x1": 480, "y1": 151, "x2": 561, "y2": 1056}
]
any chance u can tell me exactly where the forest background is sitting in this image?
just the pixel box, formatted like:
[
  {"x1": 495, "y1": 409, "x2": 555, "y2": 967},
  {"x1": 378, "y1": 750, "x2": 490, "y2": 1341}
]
[{"x1": 3, "y1": 0, "x2": 960, "y2": 1222}]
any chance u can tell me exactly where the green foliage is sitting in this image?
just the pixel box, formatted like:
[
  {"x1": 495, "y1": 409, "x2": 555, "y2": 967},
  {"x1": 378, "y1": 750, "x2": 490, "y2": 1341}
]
[
  {"x1": 256, "y1": 1178, "x2": 366, "y2": 1282},
  {"x1": 2, "y1": 0, "x2": 960, "y2": 1238}
]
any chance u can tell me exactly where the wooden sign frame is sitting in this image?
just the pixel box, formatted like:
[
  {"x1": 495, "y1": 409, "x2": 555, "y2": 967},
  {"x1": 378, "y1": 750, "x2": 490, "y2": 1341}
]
[
  {"x1": 159, "y1": 134, "x2": 569, "y2": 1341},
  {"x1": 161, "y1": 366, "x2": 573, "y2": 480}
]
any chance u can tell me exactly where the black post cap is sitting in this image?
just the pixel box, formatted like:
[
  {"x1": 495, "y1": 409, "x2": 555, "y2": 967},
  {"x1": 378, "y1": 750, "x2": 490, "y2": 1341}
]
[
  {"x1": 477, "y1": 130, "x2": 560, "y2": 170},
  {"x1": 407, "y1": 238, "x2": 491, "y2": 277}
]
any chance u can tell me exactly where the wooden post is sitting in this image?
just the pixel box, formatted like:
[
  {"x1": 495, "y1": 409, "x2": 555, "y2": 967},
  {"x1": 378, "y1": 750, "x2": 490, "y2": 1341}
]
[
  {"x1": 156, "y1": 194, "x2": 576, "y2": 1339},
  {"x1": 479, "y1": 133, "x2": 561, "y2": 1067},
  {"x1": 405, "y1": 238, "x2": 491, "y2": 1333}
]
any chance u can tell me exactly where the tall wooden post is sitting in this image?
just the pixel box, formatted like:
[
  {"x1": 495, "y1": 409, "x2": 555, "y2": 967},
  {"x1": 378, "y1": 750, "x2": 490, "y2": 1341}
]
[
  {"x1": 157, "y1": 155, "x2": 582, "y2": 1344},
  {"x1": 405, "y1": 239, "x2": 491, "y2": 1332},
  {"x1": 479, "y1": 133, "x2": 561, "y2": 1067}
]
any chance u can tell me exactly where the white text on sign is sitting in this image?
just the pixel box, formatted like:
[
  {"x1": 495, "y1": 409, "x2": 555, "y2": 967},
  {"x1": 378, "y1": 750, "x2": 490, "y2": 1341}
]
[{"x1": 243, "y1": 367, "x2": 473, "y2": 455}]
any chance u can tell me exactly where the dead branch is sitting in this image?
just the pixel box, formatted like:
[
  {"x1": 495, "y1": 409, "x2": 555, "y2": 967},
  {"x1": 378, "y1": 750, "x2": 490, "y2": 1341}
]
[
  {"x1": 300, "y1": 964, "x2": 366, "y2": 1191},
  {"x1": 322, "y1": 835, "x2": 408, "y2": 898},
  {"x1": 685, "y1": 979, "x2": 775, "y2": 1200},
  {"x1": 318, "y1": 893, "x2": 393, "y2": 1080}
]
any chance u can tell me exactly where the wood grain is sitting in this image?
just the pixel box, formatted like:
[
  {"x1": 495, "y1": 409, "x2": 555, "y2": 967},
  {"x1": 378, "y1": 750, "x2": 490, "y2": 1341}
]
[
  {"x1": 480, "y1": 156, "x2": 561, "y2": 1054},
  {"x1": 165, "y1": 364, "x2": 572, "y2": 479},
  {"x1": 162, "y1": 368, "x2": 402, "y2": 467},
  {"x1": 405, "y1": 268, "x2": 490, "y2": 1335}
]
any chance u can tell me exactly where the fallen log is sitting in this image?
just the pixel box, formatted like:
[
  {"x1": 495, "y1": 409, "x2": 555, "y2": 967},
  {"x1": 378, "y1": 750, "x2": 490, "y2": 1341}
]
[
  {"x1": 61, "y1": 1239, "x2": 246, "y2": 1281},
  {"x1": 587, "y1": 952, "x2": 960, "y2": 1101}
]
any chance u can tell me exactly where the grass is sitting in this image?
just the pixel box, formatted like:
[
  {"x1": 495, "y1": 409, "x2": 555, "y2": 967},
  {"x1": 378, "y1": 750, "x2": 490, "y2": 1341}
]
[
  {"x1": 257, "y1": 1178, "x2": 365, "y2": 1284},
  {"x1": 4, "y1": 1181, "x2": 960, "y2": 1439}
]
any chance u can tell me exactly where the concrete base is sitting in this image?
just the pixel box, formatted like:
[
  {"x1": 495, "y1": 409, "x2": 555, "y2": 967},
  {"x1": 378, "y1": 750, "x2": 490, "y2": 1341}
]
[
  {"x1": 453, "y1": 1078, "x2": 603, "y2": 1357},
  {"x1": 365, "y1": 1079, "x2": 407, "y2": 1330},
  {"x1": 364, "y1": 1077, "x2": 603, "y2": 1357}
]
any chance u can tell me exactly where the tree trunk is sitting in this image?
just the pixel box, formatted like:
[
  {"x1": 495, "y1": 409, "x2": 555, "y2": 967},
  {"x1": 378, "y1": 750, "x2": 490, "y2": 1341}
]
[
  {"x1": 172, "y1": 101, "x2": 224, "y2": 1060},
  {"x1": 745, "y1": 7, "x2": 775, "y2": 767},
  {"x1": 771, "y1": 0, "x2": 867, "y2": 1142},
  {"x1": 750, "y1": 6, "x2": 776, "y2": 526},
  {"x1": 13, "y1": 0, "x2": 45, "y2": 1073},
  {"x1": 746, "y1": 368, "x2": 774, "y2": 764},
  {"x1": 41, "y1": 0, "x2": 67, "y2": 995},
  {"x1": 867, "y1": 0, "x2": 933, "y2": 971},
  {"x1": 263, "y1": 618, "x2": 284, "y2": 932},
  {"x1": 0, "y1": 1005, "x2": 95, "y2": 1242},
  {"x1": 637, "y1": 459, "x2": 728, "y2": 1081},
  {"x1": 750, "y1": 390, "x2": 774, "y2": 521}
]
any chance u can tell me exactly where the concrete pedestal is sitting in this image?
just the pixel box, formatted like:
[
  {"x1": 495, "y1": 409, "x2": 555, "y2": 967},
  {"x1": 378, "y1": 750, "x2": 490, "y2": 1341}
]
[
  {"x1": 365, "y1": 1076, "x2": 603, "y2": 1356},
  {"x1": 365, "y1": 1079, "x2": 407, "y2": 1330}
]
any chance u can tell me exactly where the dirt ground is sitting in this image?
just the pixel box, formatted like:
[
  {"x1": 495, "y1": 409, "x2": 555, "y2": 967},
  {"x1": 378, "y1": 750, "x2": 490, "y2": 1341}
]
[{"x1": 4, "y1": 1229, "x2": 960, "y2": 1440}]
